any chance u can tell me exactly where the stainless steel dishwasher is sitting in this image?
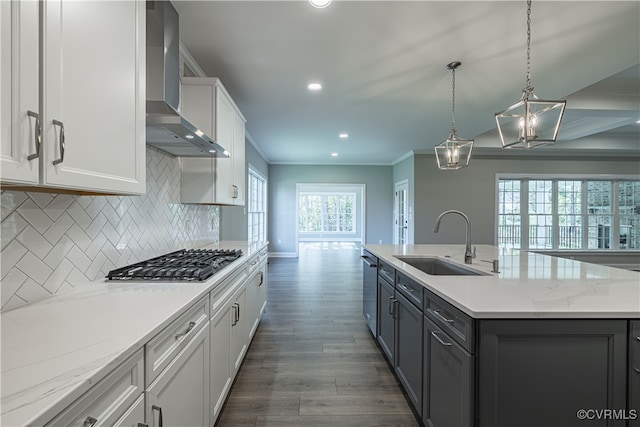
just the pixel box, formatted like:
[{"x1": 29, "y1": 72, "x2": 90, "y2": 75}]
[{"x1": 361, "y1": 249, "x2": 378, "y2": 336}]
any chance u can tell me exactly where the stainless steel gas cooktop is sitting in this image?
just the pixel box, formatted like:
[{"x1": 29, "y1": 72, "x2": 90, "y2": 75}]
[{"x1": 106, "y1": 249, "x2": 243, "y2": 281}]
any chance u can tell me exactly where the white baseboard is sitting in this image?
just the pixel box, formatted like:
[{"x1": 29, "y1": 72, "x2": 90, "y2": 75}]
[{"x1": 268, "y1": 252, "x2": 298, "y2": 258}]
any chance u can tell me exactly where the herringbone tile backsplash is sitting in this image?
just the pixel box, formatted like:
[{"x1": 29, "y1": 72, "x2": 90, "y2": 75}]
[{"x1": 0, "y1": 148, "x2": 220, "y2": 311}]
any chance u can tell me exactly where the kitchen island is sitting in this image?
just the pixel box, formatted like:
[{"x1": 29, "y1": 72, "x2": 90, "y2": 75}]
[
  {"x1": 0, "y1": 240, "x2": 268, "y2": 427},
  {"x1": 363, "y1": 244, "x2": 640, "y2": 427}
]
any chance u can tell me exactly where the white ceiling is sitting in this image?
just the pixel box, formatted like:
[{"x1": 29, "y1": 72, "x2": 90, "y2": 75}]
[{"x1": 174, "y1": 0, "x2": 640, "y2": 165}]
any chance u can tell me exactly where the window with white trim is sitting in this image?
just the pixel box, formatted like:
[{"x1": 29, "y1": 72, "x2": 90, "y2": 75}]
[
  {"x1": 497, "y1": 177, "x2": 640, "y2": 250},
  {"x1": 247, "y1": 167, "x2": 267, "y2": 244},
  {"x1": 298, "y1": 192, "x2": 355, "y2": 233}
]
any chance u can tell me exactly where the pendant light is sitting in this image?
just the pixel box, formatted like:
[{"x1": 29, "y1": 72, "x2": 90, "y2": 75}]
[
  {"x1": 435, "y1": 61, "x2": 474, "y2": 170},
  {"x1": 495, "y1": 0, "x2": 566, "y2": 149}
]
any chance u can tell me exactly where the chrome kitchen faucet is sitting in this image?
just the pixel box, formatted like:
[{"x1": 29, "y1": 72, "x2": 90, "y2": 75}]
[{"x1": 433, "y1": 210, "x2": 475, "y2": 264}]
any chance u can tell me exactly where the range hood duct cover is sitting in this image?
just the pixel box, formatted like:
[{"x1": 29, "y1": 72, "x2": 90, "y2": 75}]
[{"x1": 146, "y1": 1, "x2": 228, "y2": 158}]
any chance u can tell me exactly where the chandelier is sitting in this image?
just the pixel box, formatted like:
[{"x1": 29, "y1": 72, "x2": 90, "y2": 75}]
[
  {"x1": 495, "y1": 0, "x2": 566, "y2": 149},
  {"x1": 435, "y1": 61, "x2": 474, "y2": 170}
]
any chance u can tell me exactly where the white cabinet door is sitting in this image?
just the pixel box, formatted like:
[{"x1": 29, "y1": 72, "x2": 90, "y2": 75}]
[
  {"x1": 246, "y1": 267, "x2": 261, "y2": 341},
  {"x1": 231, "y1": 285, "x2": 248, "y2": 373},
  {"x1": 41, "y1": 0, "x2": 145, "y2": 194},
  {"x1": 214, "y1": 87, "x2": 235, "y2": 205},
  {"x1": 146, "y1": 323, "x2": 210, "y2": 427},
  {"x1": 181, "y1": 78, "x2": 246, "y2": 205},
  {"x1": 231, "y1": 110, "x2": 246, "y2": 205},
  {"x1": 210, "y1": 297, "x2": 233, "y2": 425},
  {"x1": 0, "y1": 0, "x2": 39, "y2": 185},
  {"x1": 258, "y1": 258, "x2": 268, "y2": 317}
]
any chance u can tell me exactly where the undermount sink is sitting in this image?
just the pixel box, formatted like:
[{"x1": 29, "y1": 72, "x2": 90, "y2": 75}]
[{"x1": 394, "y1": 256, "x2": 489, "y2": 276}]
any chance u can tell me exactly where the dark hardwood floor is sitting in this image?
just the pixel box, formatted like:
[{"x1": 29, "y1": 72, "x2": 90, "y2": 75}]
[{"x1": 216, "y1": 242, "x2": 419, "y2": 427}]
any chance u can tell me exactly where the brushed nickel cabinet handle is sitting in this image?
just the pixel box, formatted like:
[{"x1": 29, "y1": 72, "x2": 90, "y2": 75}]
[
  {"x1": 398, "y1": 283, "x2": 414, "y2": 293},
  {"x1": 52, "y1": 119, "x2": 65, "y2": 165},
  {"x1": 431, "y1": 330, "x2": 452, "y2": 347},
  {"x1": 175, "y1": 321, "x2": 196, "y2": 339},
  {"x1": 152, "y1": 405, "x2": 163, "y2": 427},
  {"x1": 388, "y1": 296, "x2": 394, "y2": 316},
  {"x1": 433, "y1": 309, "x2": 455, "y2": 324},
  {"x1": 27, "y1": 110, "x2": 41, "y2": 160}
]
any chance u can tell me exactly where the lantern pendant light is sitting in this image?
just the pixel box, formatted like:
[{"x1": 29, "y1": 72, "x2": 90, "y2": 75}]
[
  {"x1": 435, "y1": 61, "x2": 474, "y2": 170},
  {"x1": 495, "y1": 0, "x2": 566, "y2": 149}
]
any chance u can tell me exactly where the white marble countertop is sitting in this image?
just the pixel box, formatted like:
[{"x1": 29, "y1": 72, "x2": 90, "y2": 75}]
[
  {"x1": 0, "y1": 241, "x2": 268, "y2": 427},
  {"x1": 364, "y1": 244, "x2": 640, "y2": 319}
]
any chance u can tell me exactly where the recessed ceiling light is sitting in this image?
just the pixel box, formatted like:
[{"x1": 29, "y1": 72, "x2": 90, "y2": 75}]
[
  {"x1": 331, "y1": 152, "x2": 338, "y2": 157},
  {"x1": 339, "y1": 133, "x2": 349, "y2": 139},
  {"x1": 636, "y1": 119, "x2": 640, "y2": 124},
  {"x1": 185, "y1": 134, "x2": 194, "y2": 140},
  {"x1": 309, "y1": 0, "x2": 332, "y2": 9},
  {"x1": 307, "y1": 82, "x2": 322, "y2": 91}
]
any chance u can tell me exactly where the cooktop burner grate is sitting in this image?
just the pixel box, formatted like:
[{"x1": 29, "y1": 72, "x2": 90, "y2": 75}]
[{"x1": 106, "y1": 249, "x2": 243, "y2": 281}]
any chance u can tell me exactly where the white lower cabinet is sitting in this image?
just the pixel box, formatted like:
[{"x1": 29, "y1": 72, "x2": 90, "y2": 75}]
[
  {"x1": 45, "y1": 349, "x2": 145, "y2": 427},
  {"x1": 209, "y1": 273, "x2": 249, "y2": 425},
  {"x1": 146, "y1": 323, "x2": 210, "y2": 427},
  {"x1": 246, "y1": 254, "x2": 268, "y2": 340},
  {"x1": 210, "y1": 295, "x2": 234, "y2": 423}
]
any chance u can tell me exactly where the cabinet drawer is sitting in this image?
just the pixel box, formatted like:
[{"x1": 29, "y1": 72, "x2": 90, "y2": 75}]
[
  {"x1": 378, "y1": 260, "x2": 395, "y2": 285},
  {"x1": 247, "y1": 253, "x2": 261, "y2": 275},
  {"x1": 146, "y1": 296, "x2": 209, "y2": 385},
  {"x1": 424, "y1": 291, "x2": 475, "y2": 353},
  {"x1": 210, "y1": 268, "x2": 248, "y2": 318},
  {"x1": 46, "y1": 349, "x2": 144, "y2": 427},
  {"x1": 396, "y1": 272, "x2": 423, "y2": 309}
]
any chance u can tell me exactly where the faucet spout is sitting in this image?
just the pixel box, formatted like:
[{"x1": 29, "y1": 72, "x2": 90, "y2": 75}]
[{"x1": 433, "y1": 210, "x2": 474, "y2": 264}]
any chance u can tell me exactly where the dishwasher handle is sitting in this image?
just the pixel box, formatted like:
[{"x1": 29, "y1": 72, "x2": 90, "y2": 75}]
[{"x1": 361, "y1": 256, "x2": 377, "y2": 268}]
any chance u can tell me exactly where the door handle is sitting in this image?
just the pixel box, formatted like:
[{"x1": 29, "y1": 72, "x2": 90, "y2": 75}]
[
  {"x1": 175, "y1": 321, "x2": 196, "y2": 339},
  {"x1": 431, "y1": 330, "x2": 452, "y2": 347},
  {"x1": 27, "y1": 110, "x2": 41, "y2": 160},
  {"x1": 433, "y1": 309, "x2": 455, "y2": 324},
  {"x1": 52, "y1": 119, "x2": 65, "y2": 165},
  {"x1": 152, "y1": 405, "x2": 163, "y2": 427}
]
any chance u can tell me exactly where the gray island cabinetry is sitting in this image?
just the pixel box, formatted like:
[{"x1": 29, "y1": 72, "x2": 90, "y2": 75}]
[{"x1": 362, "y1": 244, "x2": 640, "y2": 427}]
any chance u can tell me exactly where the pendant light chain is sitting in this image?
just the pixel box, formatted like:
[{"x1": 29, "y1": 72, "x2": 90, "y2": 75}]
[
  {"x1": 451, "y1": 66, "x2": 456, "y2": 132},
  {"x1": 525, "y1": 0, "x2": 533, "y2": 94}
]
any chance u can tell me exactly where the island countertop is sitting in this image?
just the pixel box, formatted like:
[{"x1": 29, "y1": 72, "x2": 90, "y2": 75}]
[{"x1": 363, "y1": 244, "x2": 640, "y2": 319}]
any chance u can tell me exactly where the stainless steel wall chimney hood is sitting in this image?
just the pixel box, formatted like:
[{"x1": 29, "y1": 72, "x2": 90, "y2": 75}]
[{"x1": 146, "y1": 1, "x2": 228, "y2": 157}]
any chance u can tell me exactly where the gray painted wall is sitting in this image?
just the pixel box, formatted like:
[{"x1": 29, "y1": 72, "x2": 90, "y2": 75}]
[
  {"x1": 268, "y1": 165, "x2": 393, "y2": 254},
  {"x1": 393, "y1": 155, "x2": 415, "y2": 244},
  {"x1": 412, "y1": 154, "x2": 640, "y2": 245},
  {"x1": 220, "y1": 140, "x2": 269, "y2": 241}
]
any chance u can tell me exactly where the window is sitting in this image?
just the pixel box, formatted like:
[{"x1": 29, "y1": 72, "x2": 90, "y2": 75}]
[
  {"x1": 247, "y1": 167, "x2": 267, "y2": 243},
  {"x1": 298, "y1": 192, "x2": 355, "y2": 233},
  {"x1": 497, "y1": 176, "x2": 640, "y2": 250}
]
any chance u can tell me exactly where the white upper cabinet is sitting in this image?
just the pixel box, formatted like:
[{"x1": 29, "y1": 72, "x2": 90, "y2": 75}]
[
  {"x1": 1, "y1": 0, "x2": 146, "y2": 195},
  {"x1": 1, "y1": 0, "x2": 40, "y2": 185},
  {"x1": 181, "y1": 78, "x2": 246, "y2": 206}
]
